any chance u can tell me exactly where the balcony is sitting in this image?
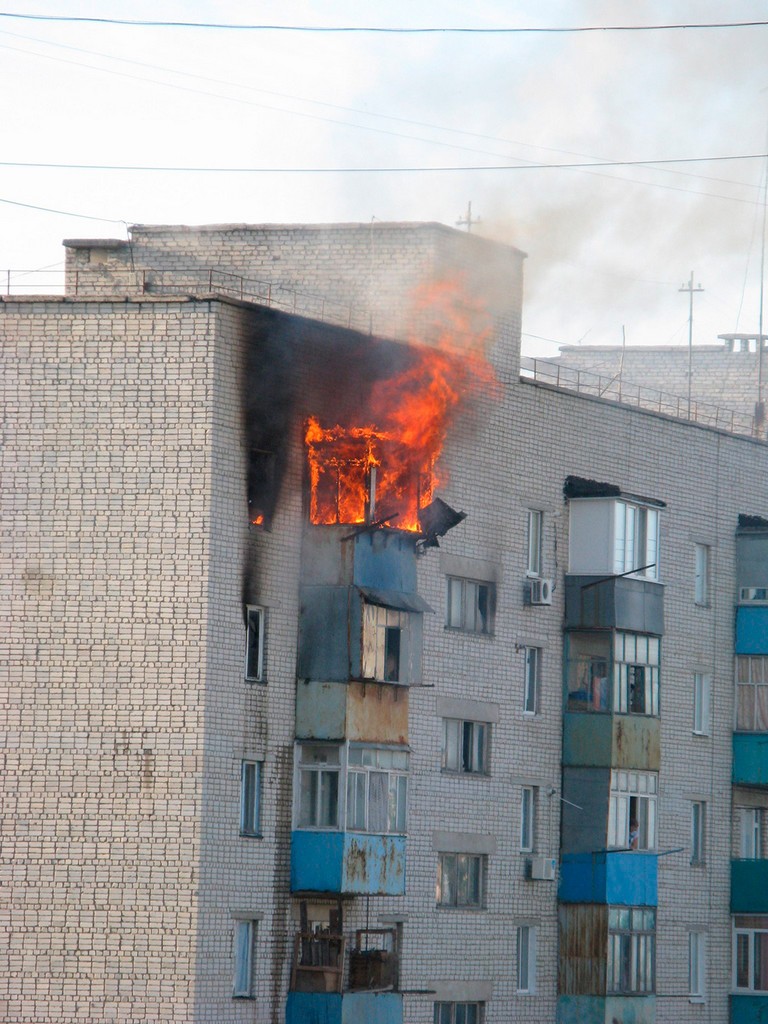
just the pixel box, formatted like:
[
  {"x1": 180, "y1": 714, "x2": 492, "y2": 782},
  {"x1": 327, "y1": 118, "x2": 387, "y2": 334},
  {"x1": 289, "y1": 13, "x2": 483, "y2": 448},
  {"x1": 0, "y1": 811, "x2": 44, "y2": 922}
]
[
  {"x1": 733, "y1": 734, "x2": 768, "y2": 787},
  {"x1": 731, "y1": 859, "x2": 768, "y2": 912},
  {"x1": 287, "y1": 927, "x2": 402, "y2": 1024},
  {"x1": 731, "y1": 994, "x2": 768, "y2": 1024},
  {"x1": 559, "y1": 852, "x2": 658, "y2": 906},
  {"x1": 564, "y1": 574, "x2": 664, "y2": 634},
  {"x1": 291, "y1": 831, "x2": 406, "y2": 895},
  {"x1": 563, "y1": 713, "x2": 660, "y2": 770}
]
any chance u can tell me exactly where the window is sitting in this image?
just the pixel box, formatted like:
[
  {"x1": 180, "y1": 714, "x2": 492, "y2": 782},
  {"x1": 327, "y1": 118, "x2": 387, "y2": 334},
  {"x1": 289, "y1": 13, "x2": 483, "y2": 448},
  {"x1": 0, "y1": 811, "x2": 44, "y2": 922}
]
[
  {"x1": 434, "y1": 1003, "x2": 483, "y2": 1024},
  {"x1": 614, "y1": 501, "x2": 659, "y2": 579},
  {"x1": 436, "y1": 853, "x2": 486, "y2": 908},
  {"x1": 566, "y1": 632, "x2": 611, "y2": 713},
  {"x1": 298, "y1": 745, "x2": 340, "y2": 828},
  {"x1": 245, "y1": 605, "x2": 264, "y2": 681},
  {"x1": 694, "y1": 544, "x2": 710, "y2": 605},
  {"x1": 523, "y1": 647, "x2": 541, "y2": 715},
  {"x1": 346, "y1": 746, "x2": 408, "y2": 833},
  {"x1": 240, "y1": 761, "x2": 262, "y2": 836},
  {"x1": 608, "y1": 770, "x2": 657, "y2": 850},
  {"x1": 734, "y1": 916, "x2": 768, "y2": 991},
  {"x1": 442, "y1": 720, "x2": 489, "y2": 775},
  {"x1": 613, "y1": 633, "x2": 660, "y2": 716},
  {"x1": 447, "y1": 577, "x2": 494, "y2": 635},
  {"x1": 520, "y1": 787, "x2": 536, "y2": 853},
  {"x1": 691, "y1": 801, "x2": 706, "y2": 865},
  {"x1": 233, "y1": 919, "x2": 256, "y2": 998},
  {"x1": 516, "y1": 925, "x2": 537, "y2": 993},
  {"x1": 739, "y1": 807, "x2": 763, "y2": 859},
  {"x1": 736, "y1": 656, "x2": 768, "y2": 731},
  {"x1": 689, "y1": 931, "x2": 706, "y2": 1000},
  {"x1": 362, "y1": 603, "x2": 410, "y2": 682},
  {"x1": 693, "y1": 673, "x2": 711, "y2": 735},
  {"x1": 607, "y1": 907, "x2": 656, "y2": 994},
  {"x1": 527, "y1": 510, "x2": 543, "y2": 577}
]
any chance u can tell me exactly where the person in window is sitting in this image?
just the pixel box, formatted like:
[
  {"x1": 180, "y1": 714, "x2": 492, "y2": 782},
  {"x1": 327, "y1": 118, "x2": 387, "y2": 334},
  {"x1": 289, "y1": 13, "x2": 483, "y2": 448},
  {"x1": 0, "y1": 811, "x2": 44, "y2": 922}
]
[{"x1": 629, "y1": 818, "x2": 640, "y2": 850}]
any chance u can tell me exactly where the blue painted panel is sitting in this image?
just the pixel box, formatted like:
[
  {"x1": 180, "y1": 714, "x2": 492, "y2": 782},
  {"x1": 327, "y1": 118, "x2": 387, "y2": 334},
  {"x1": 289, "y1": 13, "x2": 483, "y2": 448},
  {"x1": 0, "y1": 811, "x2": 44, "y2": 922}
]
[
  {"x1": 559, "y1": 853, "x2": 657, "y2": 906},
  {"x1": 731, "y1": 860, "x2": 768, "y2": 912},
  {"x1": 291, "y1": 831, "x2": 344, "y2": 892},
  {"x1": 731, "y1": 993, "x2": 768, "y2": 1024},
  {"x1": 557, "y1": 995, "x2": 606, "y2": 1024},
  {"x1": 604, "y1": 995, "x2": 656, "y2": 1023},
  {"x1": 563, "y1": 714, "x2": 613, "y2": 767},
  {"x1": 736, "y1": 607, "x2": 768, "y2": 654},
  {"x1": 352, "y1": 531, "x2": 417, "y2": 593},
  {"x1": 341, "y1": 992, "x2": 403, "y2": 1024},
  {"x1": 286, "y1": 992, "x2": 403, "y2": 1024},
  {"x1": 298, "y1": 586, "x2": 352, "y2": 681},
  {"x1": 296, "y1": 680, "x2": 347, "y2": 739},
  {"x1": 733, "y1": 734, "x2": 768, "y2": 787},
  {"x1": 342, "y1": 833, "x2": 406, "y2": 895},
  {"x1": 291, "y1": 831, "x2": 406, "y2": 895},
  {"x1": 287, "y1": 992, "x2": 342, "y2": 1024}
]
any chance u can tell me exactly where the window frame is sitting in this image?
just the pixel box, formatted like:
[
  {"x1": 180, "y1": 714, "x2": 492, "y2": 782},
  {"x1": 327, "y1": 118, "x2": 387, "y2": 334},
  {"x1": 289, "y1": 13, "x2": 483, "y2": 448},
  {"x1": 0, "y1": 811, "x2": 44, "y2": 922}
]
[
  {"x1": 607, "y1": 907, "x2": 656, "y2": 995},
  {"x1": 446, "y1": 576, "x2": 494, "y2": 636},
  {"x1": 688, "y1": 931, "x2": 706, "y2": 1001},
  {"x1": 232, "y1": 918, "x2": 256, "y2": 998},
  {"x1": 693, "y1": 672, "x2": 711, "y2": 735},
  {"x1": 739, "y1": 807, "x2": 763, "y2": 859},
  {"x1": 442, "y1": 718, "x2": 490, "y2": 776},
  {"x1": 736, "y1": 655, "x2": 768, "y2": 731},
  {"x1": 520, "y1": 786, "x2": 536, "y2": 853},
  {"x1": 240, "y1": 760, "x2": 263, "y2": 837},
  {"x1": 734, "y1": 917, "x2": 768, "y2": 992},
  {"x1": 691, "y1": 800, "x2": 707, "y2": 865},
  {"x1": 362, "y1": 602, "x2": 411, "y2": 683},
  {"x1": 346, "y1": 744, "x2": 409, "y2": 834},
  {"x1": 434, "y1": 1002, "x2": 484, "y2": 1024},
  {"x1": 527, "y1": 510, "x2": 543, "y2": 578},
  {"x1": 245, "y1": 605, "x2": 265, "y2": 682},
  {"x1": 436, "y1": 852, "x2": 487, "y2": 909},
  {"x1": 297, "y1": 744, "x2": 341, "y2": 830},
  {"x1": 608, "y1": 770, "x2": 658, "y2": 851},
  {"x1": 694, "y1": 543, "x2": 710, "y2": 606},
  {"x1": 516, "y1": 924, "x2": 537, "y2": 993},
  {"x1": 613, "y1": 632, "x2": 660, "y2": 717},
  {"x1": 614, "y1": 500, "x2": 659, "y2": 580},
  {"x1": 523, "y1": 647, "x2": 541, "y2": 715}
]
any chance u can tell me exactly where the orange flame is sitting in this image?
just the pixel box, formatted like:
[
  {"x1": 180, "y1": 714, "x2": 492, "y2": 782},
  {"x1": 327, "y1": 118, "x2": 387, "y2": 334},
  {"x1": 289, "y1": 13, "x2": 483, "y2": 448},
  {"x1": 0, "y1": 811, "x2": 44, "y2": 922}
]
[{"x1": 305, "y1": 275, "x2": 494, "y2": 531}]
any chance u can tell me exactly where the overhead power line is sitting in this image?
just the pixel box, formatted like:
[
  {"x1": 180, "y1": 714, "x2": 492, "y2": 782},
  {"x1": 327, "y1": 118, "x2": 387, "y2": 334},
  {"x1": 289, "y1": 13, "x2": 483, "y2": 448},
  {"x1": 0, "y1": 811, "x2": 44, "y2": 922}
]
[
  {"x1": 2, "y1": 153, "x2": 765, "y2": 173},
  {"x1": 0, "y1": 12, "x2": 765, "y2": 32}
]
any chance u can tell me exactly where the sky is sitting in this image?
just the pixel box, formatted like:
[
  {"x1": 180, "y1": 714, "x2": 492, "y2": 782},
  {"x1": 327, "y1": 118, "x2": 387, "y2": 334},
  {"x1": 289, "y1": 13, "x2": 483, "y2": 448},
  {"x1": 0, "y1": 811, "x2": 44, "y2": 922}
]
[{"x1": 1, "y1": 1, "x2": 767, "y2": 362}]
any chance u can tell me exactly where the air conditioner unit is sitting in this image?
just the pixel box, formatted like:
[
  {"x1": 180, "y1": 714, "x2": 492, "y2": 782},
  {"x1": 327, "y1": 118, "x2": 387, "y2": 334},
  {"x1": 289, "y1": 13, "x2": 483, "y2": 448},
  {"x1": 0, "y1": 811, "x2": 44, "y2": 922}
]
[
  {"x1": 740, "y1": 586, "x2": 768, "y2": 604},
  {"x1": 529, "y1": 578, "x2": 553, "y2": 606},
  {"x1": 528, "y1": 856, "x2": 557, "y2": 881}
]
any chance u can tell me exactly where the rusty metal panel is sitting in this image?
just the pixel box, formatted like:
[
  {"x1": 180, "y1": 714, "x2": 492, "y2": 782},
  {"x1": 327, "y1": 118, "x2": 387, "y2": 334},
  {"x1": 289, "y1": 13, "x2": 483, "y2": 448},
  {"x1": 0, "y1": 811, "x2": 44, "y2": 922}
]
[
  {"x1": 612, "y1": 716, "x2": 660, "y2": 771},
  {"x1": 296, "y1": 680, "x2": 347, "y2": 740},
  {"x1": 342, "y1": 833, "x2": 406, "y2": 895},
  {"x1": 558, "y1": 904, "x2": 608, "y2": 995},
  {"x1": 346, "y1": 682, "x2": 408, "y2": 745}
]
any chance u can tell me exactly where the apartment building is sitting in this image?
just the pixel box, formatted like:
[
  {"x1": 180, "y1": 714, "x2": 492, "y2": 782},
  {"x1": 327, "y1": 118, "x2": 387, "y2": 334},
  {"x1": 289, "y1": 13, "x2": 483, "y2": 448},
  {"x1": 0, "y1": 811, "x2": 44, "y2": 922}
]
[{"x1": 3, "y1": 222, "x2": 768, "y2": 1024}]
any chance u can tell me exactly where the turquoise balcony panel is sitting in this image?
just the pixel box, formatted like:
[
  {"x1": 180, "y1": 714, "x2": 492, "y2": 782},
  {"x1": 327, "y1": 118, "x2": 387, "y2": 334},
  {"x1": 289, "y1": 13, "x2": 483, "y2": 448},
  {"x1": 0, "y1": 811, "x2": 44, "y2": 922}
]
[
  {"x1": 559, "y1": 852, "x2": 658, "y2": 906},
  {"x1": 736, "y1": 606, "x2": 768, "y2": 654},
  {"x1": 563, "y1": 714, "x2": 660, "y2": 771},
  {"x1": 731, "y1": 994, "x2": 768, "y2": 1024},
  {"x1": 731, "y1": 859, "x2": 768, "y2": 912},
  {"x1": 291, "y1": 831, "x2": 406, "y2": 895},
  {"x1": 286, "y1": 991, "x2": 403, "y2": 1024},
  {"x1": 733, "y1": 734, "x2": 768, "y2": 787},
  {"x1": 557, "y1": 995, "x2": 656, "y2": 1024},
  {"x1": 563, "y1": 714, "x2": 613, "y2": 767}
]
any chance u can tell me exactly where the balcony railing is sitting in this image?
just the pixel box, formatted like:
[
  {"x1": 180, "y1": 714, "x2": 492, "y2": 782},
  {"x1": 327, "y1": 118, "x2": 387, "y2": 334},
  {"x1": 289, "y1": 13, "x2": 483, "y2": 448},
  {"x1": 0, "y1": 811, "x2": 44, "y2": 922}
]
[
  {"x1": 290, "y1": 927, "x2": 399, "y2": 994},
  {"x1": 522, "y1": 357, "x2": 755, "y2": 437}
]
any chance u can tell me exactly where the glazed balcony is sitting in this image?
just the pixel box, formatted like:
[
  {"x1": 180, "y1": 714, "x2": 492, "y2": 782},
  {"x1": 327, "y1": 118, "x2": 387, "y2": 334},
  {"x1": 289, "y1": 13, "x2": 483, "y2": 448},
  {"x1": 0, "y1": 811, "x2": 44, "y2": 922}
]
[{"x1": 731, "y1": 859, "x2": 768, "y2": 913}]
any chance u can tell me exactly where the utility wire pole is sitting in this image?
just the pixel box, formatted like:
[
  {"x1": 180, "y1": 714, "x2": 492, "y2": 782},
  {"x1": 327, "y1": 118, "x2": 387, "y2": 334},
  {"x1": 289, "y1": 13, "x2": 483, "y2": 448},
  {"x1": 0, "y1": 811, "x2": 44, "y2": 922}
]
[
  {"x1": 679, "y1": 272, "x2": 704, "y2": 418},
  {"x1": 456, "y1": 201, "x2": 480, "y2": 233}
]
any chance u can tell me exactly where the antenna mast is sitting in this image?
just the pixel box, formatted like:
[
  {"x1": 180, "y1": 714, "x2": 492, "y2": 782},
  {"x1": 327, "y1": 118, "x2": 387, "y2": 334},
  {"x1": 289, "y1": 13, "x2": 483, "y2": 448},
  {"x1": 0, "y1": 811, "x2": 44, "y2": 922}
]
[{"x1": 679, "y1": 272, "x2": 705, "y2": 418}]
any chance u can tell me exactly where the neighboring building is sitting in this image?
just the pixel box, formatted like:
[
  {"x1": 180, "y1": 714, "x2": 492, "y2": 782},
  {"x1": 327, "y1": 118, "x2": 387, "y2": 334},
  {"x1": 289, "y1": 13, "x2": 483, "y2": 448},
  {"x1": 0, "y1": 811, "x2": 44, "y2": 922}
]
[{"x1": 3, "y1": 222, "x2": 768, "y2": 1024}]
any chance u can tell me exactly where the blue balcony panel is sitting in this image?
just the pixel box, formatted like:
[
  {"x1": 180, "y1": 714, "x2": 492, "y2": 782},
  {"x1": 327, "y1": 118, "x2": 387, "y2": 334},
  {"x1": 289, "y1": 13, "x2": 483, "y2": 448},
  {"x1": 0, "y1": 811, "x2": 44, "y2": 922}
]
[
  {"x1": 736, "y1": 606, "x2": 768, "y2": 654},
  {"x1": 733, "y1": 734, "x2": 768, "y2": 787},
  {"x1": 731, "y1": 859, "x2": 768, "y2": 912},
  {"x1": 559, "y1": 852, "x2": 658, "y2": 906},
  {"x1": 557, "y1": 995, "x2": 655, "y2": 1024},
  {"x1": 291, "y1": 831, "x2": 406, "y2": 895},
  {"x1": 731, "y1": 994, "x2": 768, "y2": 1024},
  {"x1": 286, "y1": 991, "x2": 403, "y2": 1024}
]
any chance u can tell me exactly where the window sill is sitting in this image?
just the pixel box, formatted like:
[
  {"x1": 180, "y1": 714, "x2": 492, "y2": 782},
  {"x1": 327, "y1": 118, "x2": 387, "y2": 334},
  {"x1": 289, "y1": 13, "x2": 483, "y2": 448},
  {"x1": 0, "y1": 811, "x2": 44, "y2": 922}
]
[
  {"x1": 444, "y1": 626, "x2": 494, "y2": 639},
  {"x1": 436, "y1": 904, "x2": 487, "y2": 912},
  {"x1": 692, "y1": 730, "x2": 710, "y2": 738},
  {"x1": 689, "y1": 996, "x2": 706, "y2": 1004},
  {"x1": 240, "y1": 831, "x2": 263, "y2": 839},
  {"x1": 245, "y1": 677, "x2": 267, "y2": 685}
]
